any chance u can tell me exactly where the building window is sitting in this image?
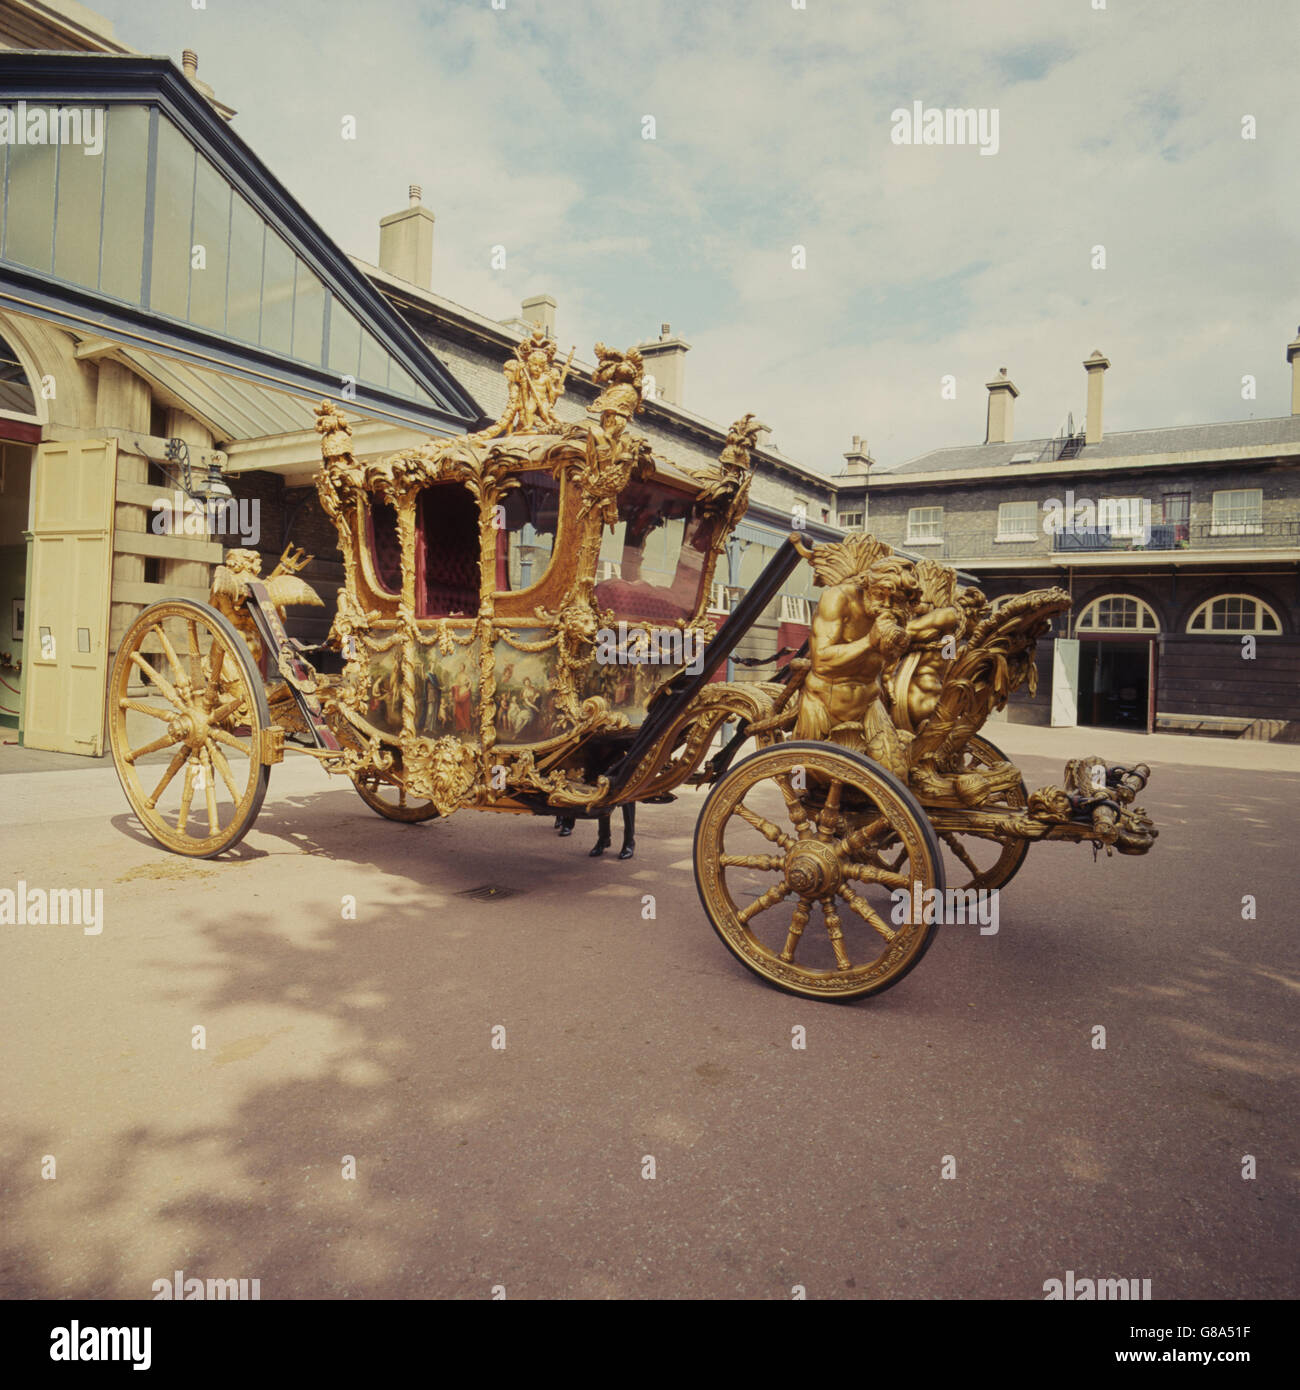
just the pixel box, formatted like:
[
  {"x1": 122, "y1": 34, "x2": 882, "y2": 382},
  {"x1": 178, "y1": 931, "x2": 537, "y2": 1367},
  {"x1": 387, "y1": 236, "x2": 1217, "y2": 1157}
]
[
  {"x1": 1076, "y1": 595, "x2": 1159, "y2": 632},
  {"x1": 906, "y1": 506, "x2": 943, "y2": 544},
  {"x1": 996, "y1": 500, "x2": 1037, "y2": 540},
  {"x1": 1211, "y1": 489, "x2": 1263, "y2": 536},
  {"x1": 1161, "y1": 492, "x2": 1190, "y2": 544},
  {"x1": 709, "y1": 581, "x2": 732, "y2": 613},
  {"x1": 838, "y1": 511, "x2": 864, "y2": 530},
  {"x1": 779, "y1": 594, "x2": 811, "y2": 625},
  {"x1": 0, "y1": 334, "x2": 37, "y2": 417},
  {"x1": 1186, "y1": 595, "x2": 1281, "y2": 635},
  {"x1": 1098, "y1": 496, "x2": 1149, "y2": 540}
]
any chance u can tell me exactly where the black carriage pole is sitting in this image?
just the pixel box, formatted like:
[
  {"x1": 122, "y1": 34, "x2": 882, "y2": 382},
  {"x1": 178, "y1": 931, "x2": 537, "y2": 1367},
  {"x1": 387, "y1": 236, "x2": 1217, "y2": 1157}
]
[{"x1": 605, "y1": 533, "x2": 806, "y2": 797}]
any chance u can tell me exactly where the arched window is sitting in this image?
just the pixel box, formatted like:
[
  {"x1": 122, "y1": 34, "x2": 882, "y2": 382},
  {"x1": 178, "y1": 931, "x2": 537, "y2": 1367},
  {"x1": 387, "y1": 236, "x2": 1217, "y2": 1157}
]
[
  {"x1": 1076, "y1": 594, "x2": 1159, "y2": 632},
  {"x1": 0, "y1": 334, "x2": 37, "y2": 416},
  {"x1": 1186, "y1": 595, "x2": 1282, "y2": 635}
]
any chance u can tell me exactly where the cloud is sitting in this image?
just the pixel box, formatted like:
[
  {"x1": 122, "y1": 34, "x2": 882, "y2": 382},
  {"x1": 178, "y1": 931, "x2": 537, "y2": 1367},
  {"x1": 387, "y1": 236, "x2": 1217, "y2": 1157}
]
[{"x1": 97, "y1": 0, "x2": 1300, "y2": 471}]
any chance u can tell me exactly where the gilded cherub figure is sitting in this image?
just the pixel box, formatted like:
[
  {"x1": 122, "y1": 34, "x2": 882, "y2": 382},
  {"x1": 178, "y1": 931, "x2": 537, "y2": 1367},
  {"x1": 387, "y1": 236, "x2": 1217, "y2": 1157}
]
[
  {"x1": 793, "y1": 536, "x2": 960, "y2": 779},
  {"x1": 564, "y1": 343, "x2": 654, "y2": 524},
  {"x1": 477, "y1": 329, "x2": 574, "y2": 438}
]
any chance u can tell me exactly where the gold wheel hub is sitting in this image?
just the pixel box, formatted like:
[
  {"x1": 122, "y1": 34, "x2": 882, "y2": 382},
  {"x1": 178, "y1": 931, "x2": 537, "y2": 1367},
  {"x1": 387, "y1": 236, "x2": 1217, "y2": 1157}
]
[{"x1": 784, "y1": 839, "x2": 843, "y2": 900}]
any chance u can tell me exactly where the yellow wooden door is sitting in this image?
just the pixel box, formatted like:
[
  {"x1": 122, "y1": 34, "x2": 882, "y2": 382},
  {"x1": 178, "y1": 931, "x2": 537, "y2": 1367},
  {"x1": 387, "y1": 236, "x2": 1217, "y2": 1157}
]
[{"x1": 22, "y1": 439, "x2": 117, "y2": 755}]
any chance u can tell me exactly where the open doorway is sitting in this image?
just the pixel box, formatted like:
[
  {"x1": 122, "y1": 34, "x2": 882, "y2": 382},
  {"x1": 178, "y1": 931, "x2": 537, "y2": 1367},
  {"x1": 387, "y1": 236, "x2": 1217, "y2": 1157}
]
[
  {"x1": 0, "y1": 440, "x2": 33, "y2": 730},
  {"x1": 1077, "y1": 638, "x2": 1153, "y2": 730}
]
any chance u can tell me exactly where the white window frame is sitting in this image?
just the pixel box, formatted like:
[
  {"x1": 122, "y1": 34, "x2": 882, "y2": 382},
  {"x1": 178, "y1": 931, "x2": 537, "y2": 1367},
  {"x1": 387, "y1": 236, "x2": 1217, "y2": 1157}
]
[
  {"x1": 906, "y1": 505, "x2": 943, "y2": 545},
  {"x1": 779, "y1": 594, "x2": 811, "y2": 625},
  {"x1": 995, "y1": 499, "x2": 1038, "y2": 542},
  {"x1": 1186, "y1": 594, "x2": 1281, "y2": 635},
  {"x1": 708, "y1": 580, "x2": 731, "y2": 613},
  {"x1": 1076, "y1": 594, "x2": 1160, "y2": 633},
  {"x1": 837, "y1": 511, "x2": 864, "y2": 531},
  {"x1": 1210, "y1": 488, "x2": 1263, "y2": 536}
]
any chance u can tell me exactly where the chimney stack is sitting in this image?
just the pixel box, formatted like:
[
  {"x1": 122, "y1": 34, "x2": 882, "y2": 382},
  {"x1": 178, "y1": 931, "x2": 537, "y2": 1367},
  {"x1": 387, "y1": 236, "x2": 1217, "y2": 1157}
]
[
  {"x1": 378, "y1": 185, "x2": 435, "y2": 290},
  {"x1": 984, "y1": 368, "x2": 1019, "y2": 444},
  {"x1": 638, "y1": 323, "x2": 692, "y2": 406},
  {"x1": 521, "y1": 294, "x2": 557, "y2": 337},
  {"x1": 1083, "y1": 350, "x2": 1110, "y2": 444},
  {"x1": 1287, "y1": 327, "x2": 1300, "y2": 415},
  {"x1": 842, "y1": 434, "x2": 874, "y2": 475}
]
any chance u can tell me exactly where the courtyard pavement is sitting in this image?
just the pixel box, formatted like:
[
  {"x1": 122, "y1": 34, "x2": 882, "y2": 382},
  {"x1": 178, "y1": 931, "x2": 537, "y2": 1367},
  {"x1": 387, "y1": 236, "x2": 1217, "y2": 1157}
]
[{"x1": 1, "y1": 732, "x2": 1296, "y2": 1298}]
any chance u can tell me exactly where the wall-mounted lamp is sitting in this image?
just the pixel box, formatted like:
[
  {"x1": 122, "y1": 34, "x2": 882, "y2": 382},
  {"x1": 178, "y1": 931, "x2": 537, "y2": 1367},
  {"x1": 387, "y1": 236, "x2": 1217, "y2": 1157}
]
[{"x1": 162, "y1": 437, "x2": 233, "y2": 504}]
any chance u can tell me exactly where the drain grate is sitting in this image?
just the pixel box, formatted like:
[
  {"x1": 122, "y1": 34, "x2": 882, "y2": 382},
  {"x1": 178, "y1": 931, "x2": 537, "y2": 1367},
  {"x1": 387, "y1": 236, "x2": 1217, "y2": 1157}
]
[{"x1": 456, "y1": 884, "x2": 520, "y2": 902}]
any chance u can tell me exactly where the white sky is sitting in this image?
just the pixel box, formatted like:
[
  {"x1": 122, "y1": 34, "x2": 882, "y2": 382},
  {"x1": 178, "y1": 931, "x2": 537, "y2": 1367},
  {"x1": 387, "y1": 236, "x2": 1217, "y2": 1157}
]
[{"x1": 96, "y1": 0, "x2": 1299, "y2": 474}]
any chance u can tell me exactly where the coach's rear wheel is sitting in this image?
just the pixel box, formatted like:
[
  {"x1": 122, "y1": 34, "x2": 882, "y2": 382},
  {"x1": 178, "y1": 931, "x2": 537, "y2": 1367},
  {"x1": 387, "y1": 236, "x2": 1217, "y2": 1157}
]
[
  {"x1": 936, "y1": 734, "x2": 1030, "y2": 891},
  {"x1": 693, "y1": 741, "x2": 944, "y2": 1001},
  {"x1": 109, "y1": 600, "x2": 271, "y2": 857},
  {"x1": 351, "y1": 769, "x2": 440, "y2": 822}
]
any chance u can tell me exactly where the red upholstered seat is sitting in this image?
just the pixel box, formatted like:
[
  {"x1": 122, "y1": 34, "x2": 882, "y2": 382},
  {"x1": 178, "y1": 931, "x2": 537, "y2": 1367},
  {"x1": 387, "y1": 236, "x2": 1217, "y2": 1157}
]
[{"x1": 595, "y1": 578, "x2": 690, "y2": 624}]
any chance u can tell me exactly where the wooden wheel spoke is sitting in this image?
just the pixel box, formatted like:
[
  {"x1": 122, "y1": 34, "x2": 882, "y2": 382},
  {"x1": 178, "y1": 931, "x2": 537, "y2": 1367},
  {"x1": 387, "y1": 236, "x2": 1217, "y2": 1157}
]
[
  {"x1": 815, "y1": 778, "x2": 842, "y2": 841},
  {"x1": 719, "y1": 852, "x2": 785, "y2": 871},
  {"x1": 734, "y1": 802, "x2": 795, "y2": 851},
  {"x1": 210, "y1": 695, "x2": 245, "y2": 726},
  {"x1": 736, "y1": 881, "x2": 790, "y2": 925},
  {"x1": 177, "y1": 762, "x2": 197, "y2": 834},
  {"x1": 210, "y1": 727, "x2": 251, "y2": 755},
  {"x1": 129, "y1": 651, "x2": 186, "y2": 710},
  {"x1": 146, "y1": 748, "x2": 189, "y2": 808},
  {"x1": 186, "y1": 620, "x2": 204, "y2": 689},
  {"x1": 126, "y1": 731, "x2": 181, "y2": 764},
  {"x1": 941, "y1": 832, "x2": 982, "y2": 881},
  {"x1": 119, "y1": 697, "x2": 173, "y2": 723},
  {"x1": 153, "y1": 624, "x2": 188, "y2": 689},
  {"x1": 203, "y1": 644, "x2": 229, "y2": 704},
  {"x1": 779, "y1": 901, "x2": 812, "y2": 963},
  {"x1": 201, "y1": 753, "x2": 220, "y2": 834},
  {"x1": 208, "y1": 741, "x2": 242, "y2": 802},
  {"x1": 841, "y1": 815, "x2": 889, "y2": 857},
  {"x1": 821, "y1": 899, "x2": 853, "y2": 970},
  {"x1": 842, "y1": 860, "x2": 909, "y2": 890},
  {"x1": 772, "y1": 773, "x2": 813, "y2": 838},
  {"x1": 838, "y1": 885, "x2": 897, "y2": 943}
]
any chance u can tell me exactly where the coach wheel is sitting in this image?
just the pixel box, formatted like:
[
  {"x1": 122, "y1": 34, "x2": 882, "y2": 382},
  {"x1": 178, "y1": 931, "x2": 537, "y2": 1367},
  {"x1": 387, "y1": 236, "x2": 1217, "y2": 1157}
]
[
  {"x1": 108, "y1": 600, "x2": 271, "y2": 857},
  {"x1": 936, "y1": 734, "x2": 1031, "y2": 891},
  {"x1": 693, "y1": 741, "x2": 944, "y2": 1001},
  {"x1": 351, "y1": 769, "x2": 440, "y2": 822}
]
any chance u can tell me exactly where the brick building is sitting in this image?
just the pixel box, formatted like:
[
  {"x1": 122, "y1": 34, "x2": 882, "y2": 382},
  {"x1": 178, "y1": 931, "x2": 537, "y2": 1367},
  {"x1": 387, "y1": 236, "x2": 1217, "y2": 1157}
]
[{"x1": 862, "y1": 348, "x2": 1300, "y2": 738}]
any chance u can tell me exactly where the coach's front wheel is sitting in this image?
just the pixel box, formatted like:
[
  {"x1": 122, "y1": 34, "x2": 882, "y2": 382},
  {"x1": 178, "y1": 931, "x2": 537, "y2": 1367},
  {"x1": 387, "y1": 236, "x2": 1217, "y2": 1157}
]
[{"x1": 693, "y1": 741, "x2": 944, "y2": 1001}]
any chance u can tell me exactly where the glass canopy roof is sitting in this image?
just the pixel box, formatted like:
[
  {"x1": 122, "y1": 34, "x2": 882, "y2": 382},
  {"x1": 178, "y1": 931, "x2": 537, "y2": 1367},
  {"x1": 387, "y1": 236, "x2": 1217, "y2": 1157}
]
[{"x1": 0, "y1": 55, "x2": 482, "y2": 436}]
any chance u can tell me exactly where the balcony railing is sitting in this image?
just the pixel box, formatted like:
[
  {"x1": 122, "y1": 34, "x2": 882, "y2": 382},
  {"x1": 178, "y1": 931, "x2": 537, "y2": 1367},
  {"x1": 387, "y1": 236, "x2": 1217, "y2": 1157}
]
[{"x1": 888, "y1": 520, "x2": 1300, "y2": 563}]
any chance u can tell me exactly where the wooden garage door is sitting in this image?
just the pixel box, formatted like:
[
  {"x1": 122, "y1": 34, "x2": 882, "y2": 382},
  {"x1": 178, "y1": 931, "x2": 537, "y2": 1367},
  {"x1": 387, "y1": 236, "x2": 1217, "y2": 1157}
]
[{"x1": 22, "y1": 439, "x2": 116, "y2": 755}]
